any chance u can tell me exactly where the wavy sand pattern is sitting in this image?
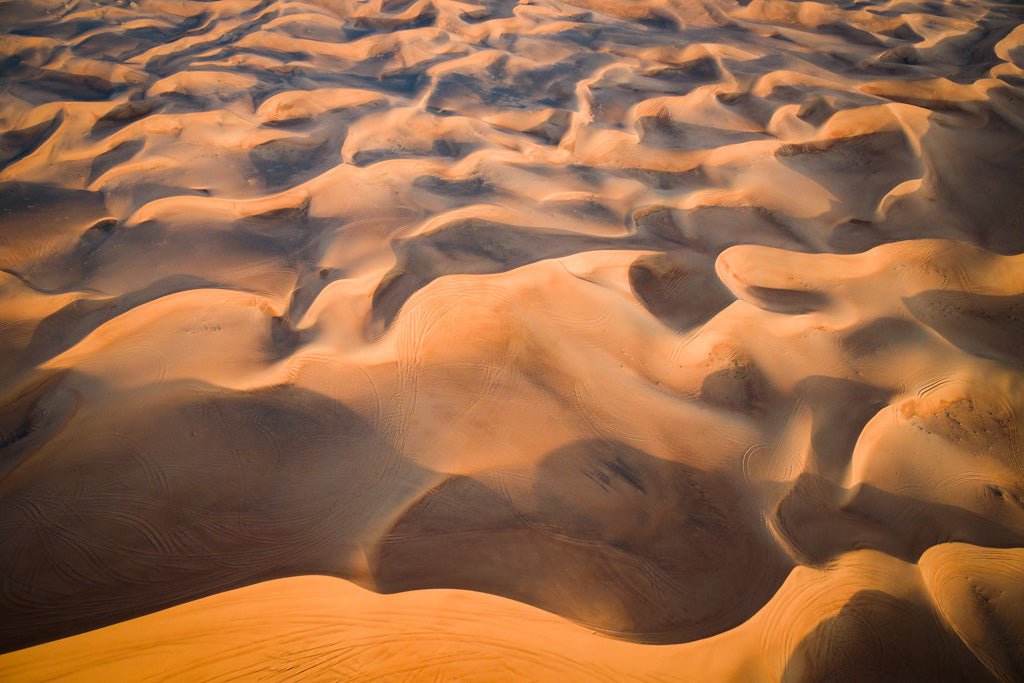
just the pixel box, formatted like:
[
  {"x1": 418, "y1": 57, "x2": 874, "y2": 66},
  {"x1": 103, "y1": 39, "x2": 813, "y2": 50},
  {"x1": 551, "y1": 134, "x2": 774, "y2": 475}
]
[{"x1": 0, "y1": 0, "x2": 1023, "y2": 679}]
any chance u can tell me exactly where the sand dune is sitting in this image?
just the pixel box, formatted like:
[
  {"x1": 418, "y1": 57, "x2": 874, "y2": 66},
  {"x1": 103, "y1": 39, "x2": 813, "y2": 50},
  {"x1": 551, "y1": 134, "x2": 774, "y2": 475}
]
[
  {"x1": 0, "y1": 0, "x2": 1023, "y2": 678},
  {"x1": 2, "y1": 549, "x2": 1017, "y2": 681}
]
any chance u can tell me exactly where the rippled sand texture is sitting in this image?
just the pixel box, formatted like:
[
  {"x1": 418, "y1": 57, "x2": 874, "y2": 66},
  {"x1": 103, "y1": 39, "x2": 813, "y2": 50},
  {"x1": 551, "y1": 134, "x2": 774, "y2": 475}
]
[{"x1": 1, "y1": 0, "x2": 1023, "y2": 679}]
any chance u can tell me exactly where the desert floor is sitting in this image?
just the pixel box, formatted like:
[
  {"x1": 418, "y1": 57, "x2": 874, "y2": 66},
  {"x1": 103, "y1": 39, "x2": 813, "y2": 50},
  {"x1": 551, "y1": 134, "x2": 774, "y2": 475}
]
[{"x1": 0, "y1": 0, "x2": 1023, "y2": 680}]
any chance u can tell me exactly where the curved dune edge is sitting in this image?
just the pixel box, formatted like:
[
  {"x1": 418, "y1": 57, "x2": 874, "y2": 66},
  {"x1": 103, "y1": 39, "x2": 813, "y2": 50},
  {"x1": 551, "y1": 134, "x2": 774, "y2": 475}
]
[
  {"x1": 1, "y1": 236, "x2": 1023, "y2": 654},
  {"x1": 1, "y1": 544, "x2": 1020, "y2": 682}
]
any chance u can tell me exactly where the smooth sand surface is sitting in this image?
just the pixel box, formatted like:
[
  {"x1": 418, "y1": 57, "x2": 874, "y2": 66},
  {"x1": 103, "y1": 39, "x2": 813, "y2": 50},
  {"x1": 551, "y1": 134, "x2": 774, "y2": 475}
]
[
  {"x1": 2, "y1": 547, "x2": 1019, "y2": 681},
  {"x1": 0, "y1": 0, "x2": 1022, "y2": 679}
]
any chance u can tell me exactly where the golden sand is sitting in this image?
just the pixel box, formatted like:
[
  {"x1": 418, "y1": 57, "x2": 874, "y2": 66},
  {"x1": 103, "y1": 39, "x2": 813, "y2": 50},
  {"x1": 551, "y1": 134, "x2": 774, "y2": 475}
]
[{"x1": 0, "y1": 0, "x2": 1022, "y2": 679}]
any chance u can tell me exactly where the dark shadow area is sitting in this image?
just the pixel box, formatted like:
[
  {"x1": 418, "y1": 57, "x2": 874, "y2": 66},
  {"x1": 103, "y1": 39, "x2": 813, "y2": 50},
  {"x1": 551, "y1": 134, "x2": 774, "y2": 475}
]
[
  {"x1": 351, "y1": 138, "x2": 480, "y2": 166},
  {"x1": 87, "y1": 139, "x2": 145, "y2": 185},
  {"x1": 837, "y1": 316, "x2": 932, "y2": 359},
  {"x1": 698, "y1": 353, "x2": 778, "y2": 414},
  {"x1": 20, "y1": 275, "x2": 223, "y2": 367},
  {"x1": 412, "y1": 174, "x2": 495, "y2": 198},
  {"x1": 370, "y1": 203, "x2": 822, "y2": 331},
  {"x1": 796, "y1": 377, "x2": 892, "y2": 481},
  {"x1": 351, "y1": 3, "x2": 438, "y2": 32},
  {"x1": 7, "y1": 65, "x2": 121, "y2": 104},
  {"x1": 780, "y1": 589, "x2": 996, "y2": 682},
  {"x1": 772, "y1": 473, "x2": 1024, "y2": 567},
  {"x1": 0, "y1": 112, "x2": 63, "y2": 169},
  {"x1": 18, "y1": 202, "x2": 327, "y2": 297},
  {"x1": 250, "y1": 136, "x2": 333, "y2": 191},
  {"x1": 637, "y1": 118, "x2": 766, "y2": 151},
  {"x1": 775, "y1": 129, "x2": 924, "y2": 225},
  {"x1": 628, "y1": 250, "x2": 735, "y2": 331},
  {"x1": 371, "y1": 438, "x2": 793, "y2": 644},
  {"x1": 0, "y1": 182, "x2": 109, "y2": 273},
  {"x1": 679, "y1": 205, "x2": 811, "y2": 252},
  {"x1": 904, "y1": 290, "x2": 1024, "y2": 367},
  {"x1": 458, "y1": 0, "x2": 519, "y2": 24},
  {"x1": 0, "y1": 376, "x2": 435, "y2": 653},
  {"x1": 874, "y1": 87, "x2": 1024, "y2": 254},
  {"x1": 370, "y1": 218, "x2": 655, "y2": 330},
  {"x1": 0, "y1": 370, "x2": 73, "y2": 480},
  {"x1": 424, "y1": 53, "x2": 609, "y2": 114},
  {"x1": 744, "y1": 284, "x2": 830, "y2": 314}
]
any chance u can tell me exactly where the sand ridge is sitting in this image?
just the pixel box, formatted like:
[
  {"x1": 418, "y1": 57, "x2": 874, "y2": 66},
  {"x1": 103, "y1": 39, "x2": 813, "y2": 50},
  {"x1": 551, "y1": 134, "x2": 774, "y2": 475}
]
[{"x1": 0, "y1": 0, "x2": 1023, "y2": 679}]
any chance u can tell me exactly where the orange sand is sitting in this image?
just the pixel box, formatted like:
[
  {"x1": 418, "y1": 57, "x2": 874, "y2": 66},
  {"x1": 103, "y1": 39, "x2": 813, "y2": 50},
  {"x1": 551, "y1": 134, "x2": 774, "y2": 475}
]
[{"x1": 0, "y1": 0, "x2": 1022, "y2": 679}]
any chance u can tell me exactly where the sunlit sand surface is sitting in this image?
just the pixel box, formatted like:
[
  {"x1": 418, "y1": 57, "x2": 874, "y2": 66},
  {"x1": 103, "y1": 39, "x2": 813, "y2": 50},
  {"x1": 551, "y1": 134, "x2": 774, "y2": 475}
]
[{"x1": 0, "y1": 0, "x2": 1023, "y2": 679}]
